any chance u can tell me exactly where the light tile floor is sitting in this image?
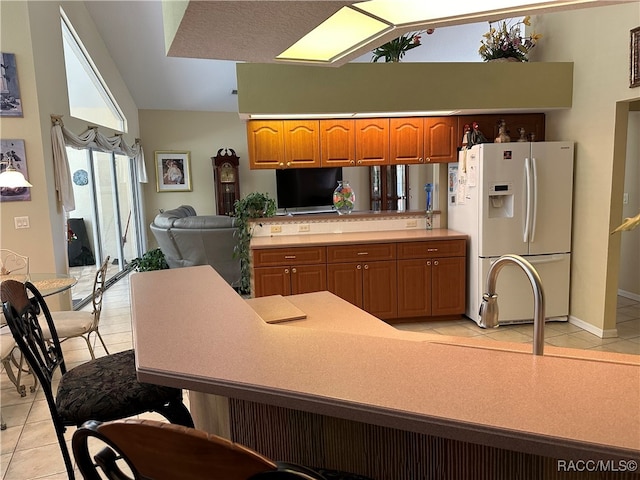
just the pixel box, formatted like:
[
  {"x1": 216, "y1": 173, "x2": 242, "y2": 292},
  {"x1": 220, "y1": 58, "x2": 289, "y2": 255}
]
[{"x1": 1, "y1": 274, "x2": 638, "y2": 479}]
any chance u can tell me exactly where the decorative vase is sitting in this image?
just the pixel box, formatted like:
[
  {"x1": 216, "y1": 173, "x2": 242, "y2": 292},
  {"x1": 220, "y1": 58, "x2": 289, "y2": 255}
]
[{"x1": 333, "y1": 180, "x2": 355, "y2": 215}]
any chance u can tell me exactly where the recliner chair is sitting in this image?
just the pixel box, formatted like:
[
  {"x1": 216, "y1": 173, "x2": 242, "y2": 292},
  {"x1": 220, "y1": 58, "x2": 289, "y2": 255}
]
[{"x1": 150, "y1": 205, "x2": 241, "y2": 287}]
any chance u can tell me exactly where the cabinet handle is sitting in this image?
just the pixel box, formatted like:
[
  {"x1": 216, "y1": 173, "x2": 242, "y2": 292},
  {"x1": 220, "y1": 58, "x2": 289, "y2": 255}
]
[
  {"x1": 434, "y1": 261, "x2": 439, "y2": 266},
  {"x1": 356, "y1": 264, "x2": 362, "y2": 270},
  {"x1": 292, "y1": 268, "x2": 297, "y2": 273},
  {"x1": 286, "y1": 162, "x2": 291, "y2": 167},
  {"x1": 356, "y1": 252, "x2": 369, "y2": 256},
  {"x1": 284, "y1": 255, "x2": 296, "y2": 259},
  {"x1": 279, "y1": 162, "x2": 284, "y2": 167},
  {"x1": 349, "y1": 160, "x2": 355, "y2": 165},
  {"x1": 427, "y1": 248, "x2": 438, "y2": 252},
  {"x1": 426, "y1": 261, "x2": 432, "y2": 266},
  {"x1": 357, "y1": 160, "x2": 363, "y2": 165},
  {"x1": 284, "y1": 268, "x2": 290, "y2": 274},
  {"x1": 426, "y1": 157, "x2": 431, "y2": 163},
  {"x1": 419, "y1": 157, "x2": 424, "y2": 163},
  {"x1": 364, "y1": 264, "x2": 369, "y2": 270}
]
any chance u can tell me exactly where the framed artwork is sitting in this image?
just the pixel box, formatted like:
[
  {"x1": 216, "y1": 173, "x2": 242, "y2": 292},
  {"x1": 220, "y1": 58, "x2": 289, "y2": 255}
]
[
  {"x1": 1, "y1": 139, "x2": 30, "y2": 202},
  {"x1": 0, "y1": 53, "x2": 23, "y2": 117},
  {"x1": 631, "y1": 26, "x2": 640, "y2": 88},
  {"x1": 155, "y1": 151, "x2": 192, "y2": 192}
]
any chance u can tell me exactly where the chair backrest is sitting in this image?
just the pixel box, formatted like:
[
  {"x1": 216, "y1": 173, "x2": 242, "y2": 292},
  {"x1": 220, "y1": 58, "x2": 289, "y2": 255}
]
[
  {"x1": 72, "y1": 419, "x2": 323, "y2": 480},
  {"x1": 0, "y1": 249, "x2": 29, "y2": 275},
  {"x1": 91, "y1": 256, "x2": 110, "y2": 321},
  {"x1": 1, "y1": 280, "x2": 66, "y2": 410}
]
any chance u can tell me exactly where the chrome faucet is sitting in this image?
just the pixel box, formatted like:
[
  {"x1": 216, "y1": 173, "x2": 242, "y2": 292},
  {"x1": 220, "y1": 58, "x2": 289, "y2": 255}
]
[{"x1": 479, "y1": 254, "x2": 546, "y2": 355}]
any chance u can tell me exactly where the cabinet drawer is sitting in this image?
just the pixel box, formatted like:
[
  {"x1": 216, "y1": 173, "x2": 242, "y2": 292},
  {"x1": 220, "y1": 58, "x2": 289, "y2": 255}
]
[
  {"x1": 253, "y1": 246, "x2": 326, "y2": 267},
  {"x1": 397, "y1": 240, "x2": 465, "y2": 259},
  {"x1": 327, "y1": 243, "x2": 396, "y2": 263}
]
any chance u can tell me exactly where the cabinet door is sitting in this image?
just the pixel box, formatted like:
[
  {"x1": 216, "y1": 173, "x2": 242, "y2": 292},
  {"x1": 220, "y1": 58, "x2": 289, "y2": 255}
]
[
  {"x1": 397, "y1": 259, "x2": 432, "y2": 318},
  {"x1": 320, "y1": 119, "x2": 356, "y2": 167},
  {"x1": 247, "y1": 121, "x2": 285, "y2": 169},
  {"x1": 283, "y1": 120, "x2": 320, "y2": 168},
  {"x1": 327, "y1": 262, "x2": 363, "y2": 309},
  {"x1": 431, "y1": 257, "x2": 466, "y2": 316},
  {"x1": 355, "y1": 118, "x2": 389, "y2": 166},
  {"x1": 390, "y1": 118, "x2": 424, "y2": 165},
  {"x1": 253, "y1": 267, "x2": 291, "y2": 297},
  {"x1": 424, "y1": 117, "x2": 457, "y2": 163},
  {"x1": 362, "y1": 261, "x2": 397, "y2": 319},
  {"x1": 291, "y1": 264, "x2": 327, "y2": 295}
]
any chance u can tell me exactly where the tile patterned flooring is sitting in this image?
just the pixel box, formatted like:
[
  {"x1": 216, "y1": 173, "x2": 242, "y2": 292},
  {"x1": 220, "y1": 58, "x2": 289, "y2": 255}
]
[{"x1": 1, "y1": 273, "x2": 639, "y2": 479}]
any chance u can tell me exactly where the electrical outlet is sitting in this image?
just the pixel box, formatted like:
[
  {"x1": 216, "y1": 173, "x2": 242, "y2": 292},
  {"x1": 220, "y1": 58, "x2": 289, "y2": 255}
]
[
  {"x1": 406, "y1": 219, "x2": 418, "y2": 228},
  {"x1": 299, "y1": 224, "x2": 310, "y2": 232},
  {"x1": 270, "y1": 225, "x2": 282, "y2": 234},
  {"x1": 14, "y1": 216, "x2": 30, "y2": 229},
  {"x1": 623, "y1": 193, "x2": 629, "y2": 205}
]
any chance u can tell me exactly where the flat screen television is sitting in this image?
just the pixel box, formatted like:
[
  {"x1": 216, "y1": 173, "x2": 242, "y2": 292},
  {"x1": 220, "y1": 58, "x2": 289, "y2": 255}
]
[{"x1": 276, "y1": 167, "x2": 342, "y2": 213}]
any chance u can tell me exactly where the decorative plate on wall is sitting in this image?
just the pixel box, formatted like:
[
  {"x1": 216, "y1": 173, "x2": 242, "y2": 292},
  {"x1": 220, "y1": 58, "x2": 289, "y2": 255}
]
[{"x1": 73, "y1": 169, "x2": 89, "y2": 186}]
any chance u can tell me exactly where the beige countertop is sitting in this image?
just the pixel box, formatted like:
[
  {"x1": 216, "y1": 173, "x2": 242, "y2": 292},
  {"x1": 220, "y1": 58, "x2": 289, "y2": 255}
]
[
  {"x1": 250, "y1": 228, "x2": 467, "y2": 249},
  {"x1": 131, "y1": 266, "x2": 640, "y2": 462}
]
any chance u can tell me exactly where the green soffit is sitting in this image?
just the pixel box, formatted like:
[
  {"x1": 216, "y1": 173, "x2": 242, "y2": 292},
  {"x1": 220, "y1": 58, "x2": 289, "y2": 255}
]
[{"x1": 237, "y1": 62, "x2": 574, "y2": 117}]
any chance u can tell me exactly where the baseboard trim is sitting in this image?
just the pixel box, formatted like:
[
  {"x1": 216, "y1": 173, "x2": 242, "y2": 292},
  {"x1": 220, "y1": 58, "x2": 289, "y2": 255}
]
[
  {"x1": 618, "y1": 289, "x2": 640, "y2": 302},
  {"x1": 569, "y1": 315, "x2": 618, "y2": 339}
]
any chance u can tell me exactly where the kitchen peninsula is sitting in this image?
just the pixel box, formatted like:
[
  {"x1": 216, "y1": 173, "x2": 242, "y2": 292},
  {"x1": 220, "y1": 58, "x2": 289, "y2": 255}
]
[{"x1": 131, "y1": 265, "x2": 640, "y2": 480}]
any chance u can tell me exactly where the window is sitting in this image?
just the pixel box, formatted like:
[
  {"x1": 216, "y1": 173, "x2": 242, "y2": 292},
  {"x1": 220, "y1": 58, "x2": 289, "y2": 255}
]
[{"x1": 60, "y1": 8, "x2": 125, "y2": 131}]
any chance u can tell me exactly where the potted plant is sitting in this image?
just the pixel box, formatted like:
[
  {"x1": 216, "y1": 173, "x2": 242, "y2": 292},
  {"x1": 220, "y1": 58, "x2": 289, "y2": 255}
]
[
  {"x1": 371, "y1": 29, "x2": 434, "y2": 63},
  {"x1": 129, "y1": 248, "x2": 169, "y2": 272},
  {"x1": 233, "y1": 192, "x2": 277, "y2": 294}
]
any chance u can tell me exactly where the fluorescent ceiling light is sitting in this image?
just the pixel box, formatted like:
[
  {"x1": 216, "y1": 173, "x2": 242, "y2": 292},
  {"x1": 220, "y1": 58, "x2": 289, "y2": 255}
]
[
  {"x1": 249, "y1": 113, "x2": 355, "y2": 120},
  {"x1": 276, "y1": 7, "x2": 392, "y2": 63},
  {"x1": 354, "y1": 0, "x2": 566, "y2": 25},
  {"x1": 354, "y1": 111, "x2": 460, "y2": 118}
]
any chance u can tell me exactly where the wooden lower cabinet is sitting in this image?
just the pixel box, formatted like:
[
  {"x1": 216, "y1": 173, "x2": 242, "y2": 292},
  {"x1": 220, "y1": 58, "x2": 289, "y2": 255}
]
[
  {"x1": 252, "y1": 238, "x2": 465, "y2": 321},
  {"x1": 254, "y1": 265, "x2": 326, "y2": 297},
  {"x1": 397, "y1": 240, "x2": 466, "y2": 319},
  {"x1": 397, "y1": 257, "x2": 465, "y2": 318},
  {"x1": 252, "y1": 246, "x2": 327, "y2": 297},
  {"x1": 327, "y1": 260, "x2": 397, "y2": 320}
]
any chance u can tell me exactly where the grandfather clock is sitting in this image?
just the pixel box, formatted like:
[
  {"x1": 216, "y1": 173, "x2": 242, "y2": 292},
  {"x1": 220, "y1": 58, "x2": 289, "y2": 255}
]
[{"x1": 212, "y1": 148, "x2": 240, "y2": 216}]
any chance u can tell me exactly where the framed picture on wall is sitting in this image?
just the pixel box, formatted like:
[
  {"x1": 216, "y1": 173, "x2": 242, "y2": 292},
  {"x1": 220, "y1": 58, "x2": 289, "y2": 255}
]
[
  {"x1": 631, "y1": 26, "x2": 640, "y2": 88},
  {"x1": 155, "y1": 151, "x2": 192, "y2": 192},
  {"x1": 1, "y1": 139, "x2": 30, "y2": 202},
  {"x1": 0, "y1": 53, "x2": 23, "y2": 117}
]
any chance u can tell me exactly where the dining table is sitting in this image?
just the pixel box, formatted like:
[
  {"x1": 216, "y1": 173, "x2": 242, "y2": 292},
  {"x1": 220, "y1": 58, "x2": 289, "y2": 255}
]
[{"x1": 0, "y1": 272, "x2": 77, "y2": 297}]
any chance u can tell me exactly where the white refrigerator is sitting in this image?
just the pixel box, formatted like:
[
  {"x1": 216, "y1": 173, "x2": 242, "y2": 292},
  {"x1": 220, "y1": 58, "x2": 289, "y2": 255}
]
[{"x1": 448, "y1": 142, "x2": 574, "y2": 325}]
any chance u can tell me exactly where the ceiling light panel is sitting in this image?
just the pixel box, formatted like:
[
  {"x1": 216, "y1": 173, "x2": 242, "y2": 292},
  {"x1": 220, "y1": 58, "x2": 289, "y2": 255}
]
[{"x1": 276, "y1": 7, "x2": 392, "y2": 63}]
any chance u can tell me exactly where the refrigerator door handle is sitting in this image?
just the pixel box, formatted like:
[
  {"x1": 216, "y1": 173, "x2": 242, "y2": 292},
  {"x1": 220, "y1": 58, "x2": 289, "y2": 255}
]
[
  {"x1": 530, "y1": 157, "x2": 538, "y2": 242},
  {"x1": 523, "y1": 254, "x2": 565, "y2": 265},
  {"x1": 524, "y1": 157, "x2": 532, "y2": 243}
]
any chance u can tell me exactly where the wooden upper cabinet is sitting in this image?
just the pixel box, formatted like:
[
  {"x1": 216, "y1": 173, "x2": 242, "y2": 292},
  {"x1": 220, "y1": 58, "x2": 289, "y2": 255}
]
[
  {"x1": 354, "y1": 118, "x2": 389, "y2": 166},
  {"x1": 320, "y1": 119, "x2": 356, "y2": 167},
  {"x1": 390, "y1": 118, "x2": 424, "y2": 165},
  {"x1": 283, "y1": 120, "x2": 320, "y2": 168},
  {"x1": 424, "y1": 117, "x2": 458, "y2": 163},
  {"x1": 458, "y1": 113, "x2": 545, "y2": 144},
  {"x1": 247, "y1": 120, "x2": 285, "y2": 169}
]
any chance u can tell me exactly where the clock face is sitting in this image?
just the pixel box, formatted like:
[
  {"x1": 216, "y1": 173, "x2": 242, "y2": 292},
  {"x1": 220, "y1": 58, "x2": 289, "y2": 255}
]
[{"x1": 220, "y1": 163, "x2": 236, "y2": 183}]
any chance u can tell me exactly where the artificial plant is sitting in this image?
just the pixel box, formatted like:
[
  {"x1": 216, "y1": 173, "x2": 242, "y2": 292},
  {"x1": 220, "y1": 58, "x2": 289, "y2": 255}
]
[
  {"x1": 233, "y1": 192, "x2": 277, "y2": 294},
  {"x1": 129, "y1": 248, "x2": 169, "y2": 272}
]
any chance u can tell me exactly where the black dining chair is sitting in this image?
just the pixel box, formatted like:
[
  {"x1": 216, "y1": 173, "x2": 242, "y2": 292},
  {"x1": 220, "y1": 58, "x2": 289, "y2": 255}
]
[{"x1": 1, "y1": 279, "x2": 193, "y2": 480}]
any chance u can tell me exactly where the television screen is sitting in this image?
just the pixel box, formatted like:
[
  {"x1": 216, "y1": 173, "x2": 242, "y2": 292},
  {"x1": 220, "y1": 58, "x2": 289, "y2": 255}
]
[{"x1": 276, "y1": 167, "x2": 342, "y2": 212}]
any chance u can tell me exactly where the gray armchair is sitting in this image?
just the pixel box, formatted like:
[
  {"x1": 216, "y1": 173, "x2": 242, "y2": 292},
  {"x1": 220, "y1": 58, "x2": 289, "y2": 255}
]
[{"x1": 150, "y1": 206, "x2": 240, "y2": 287}]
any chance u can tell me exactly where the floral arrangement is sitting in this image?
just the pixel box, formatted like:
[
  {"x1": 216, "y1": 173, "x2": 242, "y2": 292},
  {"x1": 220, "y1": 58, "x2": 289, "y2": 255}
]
[
  {"x1": 371, "y1": 29, "x2": 434, "y2": 63},
  {"x1": 478, "y1": 16, "x2": 541, "y2": 62}
]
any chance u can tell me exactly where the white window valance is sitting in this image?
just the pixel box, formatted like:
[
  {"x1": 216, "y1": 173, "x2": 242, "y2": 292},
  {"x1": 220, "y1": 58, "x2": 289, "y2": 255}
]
[{"x1": 50, "y1": 114, "x2": 147, "y2": 212}]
